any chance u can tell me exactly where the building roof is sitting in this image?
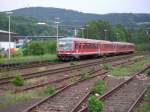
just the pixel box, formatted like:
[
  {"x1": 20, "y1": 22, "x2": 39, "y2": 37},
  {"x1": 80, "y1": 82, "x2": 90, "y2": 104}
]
[{"x1": 0, "y1": 30, "x2": 16, "y2": 34}]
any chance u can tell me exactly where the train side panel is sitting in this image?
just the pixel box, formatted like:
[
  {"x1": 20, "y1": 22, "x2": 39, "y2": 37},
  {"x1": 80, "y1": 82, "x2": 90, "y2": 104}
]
[{"x1": 57, "y1": 37, "x2": 135, "y2": 60}]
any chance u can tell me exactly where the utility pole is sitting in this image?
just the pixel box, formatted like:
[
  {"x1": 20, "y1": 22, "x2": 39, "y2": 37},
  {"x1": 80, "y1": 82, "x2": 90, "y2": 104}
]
[
  {"x1": 104, "y1": 29, "x2": 107, "y2": 40},
  {"x1": 54, "y1": 17, "x2": 60, "y2": 49},
  {"x1": 116, "y1": 33, "x2": 119, "y2": 41},
  {"x1": 6, "y1": 11, "x2": 13, "y2": 60},
  {"x1": 80, "y1": 28, "x2": 85, "y2": 38},
  {"x1": 86, "y1": 25, "x2": 89, "y2": 38},
  {"x1": 74, "y1": 28, "x2": 77, "y2": 37}
]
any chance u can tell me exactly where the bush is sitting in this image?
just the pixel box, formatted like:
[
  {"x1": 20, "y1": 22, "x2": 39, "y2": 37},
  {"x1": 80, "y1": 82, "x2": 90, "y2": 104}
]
[
  {"x1": 136, "y1": 43, "x2": 150, "y2": 51},
  {"x1": 87, "y1": 95, "x2": 103, "y2": 112},
  {"x1": 80, "y1": 72, "x2": 90, "y2": 81},
  {"x1": 146, "y1": 70, "x2": 150, "y2": 76},
  {"x1": 11, "y1": 75, "x2": 24, "y2": 86},
  {"x1": 91, "y1": 79, "x2": 104, "y2": 95},
  {"x1": 12, "y1": 48, "x2": 23, "y2": 57},
  {"x1": 42, "y1": 85, "x2": 55, "y2": 96},
  {"x1": 43, "y1": 40, "x2": 56, "y2": 54},
  {"x1": 22, "y1": 40, "x2": 56, "y2": 56}
]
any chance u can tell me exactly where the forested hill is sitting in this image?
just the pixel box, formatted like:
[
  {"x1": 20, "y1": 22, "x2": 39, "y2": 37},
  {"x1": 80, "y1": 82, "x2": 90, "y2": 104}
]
[{"x1": 12, "y1": 7, "x2": 150, "y2": 27}]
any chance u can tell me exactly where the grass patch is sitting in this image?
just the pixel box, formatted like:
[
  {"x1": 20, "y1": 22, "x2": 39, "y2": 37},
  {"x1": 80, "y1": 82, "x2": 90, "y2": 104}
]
[
  {"x1": 0, "y1": 91, "x2": 38, "y2": 108},
  {"x1": 26, "y1": 77, "x2": 46, "y2": 85},
  {"x1": 145, "y1": 69, "x2": 150, "y2": 77},
  {"x1": 39, "y1": 85, "x2": 55, "y2": 96},
  {"x1": 0, "y1": 54, "x2": 57, "y2": 64},
  {"x1": 0, "y1": 70, "x2": 20, "y2": 78},
  {"x1": 144, "y1": 88, "x2": 150, "y2": 101},
  {"x1": 87, "y1": 95, "x2": 103, "y2": 112},
  {"x1": 90, "y1": 79, "x2": 105, "y2": 95},
  {"x1": 111, "y1": 56, "x2": 150, "y2": 76},
  {"x1": 80, "y1": 71, "x2": 91, "y2": 81},
  {"x1": 135, "y1": 88, "x2": 150, "y2": 112},
  {"x1": 68, "y1": 76, "x2": 77, "y2": 84},
  {"x1": 100, "y1": 63, "x2": 113, "y2": 71},
  {"x1": 135, "y1": 103, "x2": 150, "y2": 112},
  {"x1": 70, "y1": 61, "x2": 80, "y2": 65},
  {"x1": 89, "y1": 66, "x2": 96, "y2": 72},
  {"x1": 0, "y1": 85, "x2": 55, "y2": 109},
  {"x1": 36, "y1": 67, "x2": 47, "y2": 72},
  {"x1": 11, "y1": 74, "x2": 24, "y2": 86}
]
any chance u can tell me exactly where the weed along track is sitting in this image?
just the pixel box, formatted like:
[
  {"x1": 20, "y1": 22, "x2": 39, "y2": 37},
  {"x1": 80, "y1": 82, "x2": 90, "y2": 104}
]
[
  {"x1": 0, "y1": 61, "x2": 64, "y2": 72},
  {"x1": 14, "y1": 57, "x2": 136, "y2": 93},
  {"x1": 0, "y1": 54, "x2": 149, "y2": 112},
  {"x1": 0, "y1": 54, "x2": 137, "y2": 95},
  {"x1": 101, "y1": 77, "x2": 148, "y2": 112},
  {"x1": 78, "y1": 65, "x2": 150, "y2": 112},
  {"x1": 132, "y1": 86, "x2": 150, "y2": 112},
  {"x1": 0, "y1": 55, "x2": 144, "y2": 95},
  {"x1": 0, "y1": 54, "x2": 135, "y2": 86},
  {"x1": 23, "y1": 71, "x2": 107, "y2": 112},
  {"x1": 0, "y1": 53, "x2": 134, "y2": 72},
  {"x1": 22, "y1": 58, "x2": 146, "y2": 112},
  {"x1": 127, "y1": 86, "x2": 149, "y2": 112}
]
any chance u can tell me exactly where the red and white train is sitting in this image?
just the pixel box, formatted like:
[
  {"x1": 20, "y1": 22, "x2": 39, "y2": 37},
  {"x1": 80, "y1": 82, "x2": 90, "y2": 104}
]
[{"x1": 57, "y1": 37, "x2": 135, "y2": 60}]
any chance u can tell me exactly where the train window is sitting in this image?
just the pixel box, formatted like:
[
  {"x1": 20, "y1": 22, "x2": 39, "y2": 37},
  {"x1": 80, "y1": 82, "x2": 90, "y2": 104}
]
[
  {"x1": 104, "y1": 44, "x2": 113, "y2": 48},
  {"x1": 79, "y1": 43, "x2": 98, "y2": 49},
  {"x1": 75, "y1": 43, "x2": 78, "y2": 49},
  {"x1": 78, "y1": 44, "x2": 80, "y2": 49},
  {"x1": 58, "y1": 39, "x2": 73, "y2": 50}
]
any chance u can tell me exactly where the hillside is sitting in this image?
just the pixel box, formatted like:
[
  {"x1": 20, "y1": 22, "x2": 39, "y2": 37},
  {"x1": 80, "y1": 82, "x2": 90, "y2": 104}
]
[{"x1": 12, "y1": 7, "x2": 150, "y2": 27}]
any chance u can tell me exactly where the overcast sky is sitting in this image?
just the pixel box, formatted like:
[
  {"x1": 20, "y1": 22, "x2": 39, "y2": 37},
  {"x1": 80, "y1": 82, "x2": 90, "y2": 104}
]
[{"x1": 1, "y1": 0, "x2": 150, "y2": 14}]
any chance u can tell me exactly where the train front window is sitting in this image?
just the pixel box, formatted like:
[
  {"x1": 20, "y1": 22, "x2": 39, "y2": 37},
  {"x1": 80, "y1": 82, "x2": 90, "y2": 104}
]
[{"x1": 58, "y1": 39, "x2": 73, "y2": 50}]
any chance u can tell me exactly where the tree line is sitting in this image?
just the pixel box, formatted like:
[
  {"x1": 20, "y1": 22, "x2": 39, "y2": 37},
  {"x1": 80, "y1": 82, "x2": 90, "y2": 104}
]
[
  {"x1": 78, "y1": 20, "x2": 150, "y2": 51},
  {"x1": 0, "y1": 13, "x2": 70, "y2": 36},
  {"x1": 0, "y1": 13, "x2": 149, "y2": 55}
]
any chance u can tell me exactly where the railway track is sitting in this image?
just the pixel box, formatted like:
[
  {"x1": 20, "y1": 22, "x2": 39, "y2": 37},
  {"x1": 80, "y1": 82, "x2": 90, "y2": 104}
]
[
  {"x1": 0, "y1": 55, "x2": 148, "y2": 112},
  {"x1": 22, "y1": 65, "x2": 149, "y2": 112},
  {"x1": 0, "y1": 52, "x2": 145, "y2": 71},
  {"x1": 0, "y1": 61, "x2": 64, "y2": 72},
  {"x1": 14, "y1": 58, "x2": 134, "y2": 93},
  {"x1": 77, "y1": 65, "x2": 150, "y2": 112},
  {"x1": 127, "y1": 86, "x2": 149, "y2": 112},
  {"x1": 0, "y1": 54, "x2": 136, "y2": 85},
  {"x1": 22, "y1": 69, "x2": 108, "y2": 112}
]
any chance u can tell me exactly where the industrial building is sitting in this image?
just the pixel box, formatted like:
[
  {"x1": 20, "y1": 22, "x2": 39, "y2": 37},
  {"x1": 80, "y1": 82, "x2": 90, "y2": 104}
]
[{"x1": 0, "y1": 30, "x2": 17, "y2": 50}]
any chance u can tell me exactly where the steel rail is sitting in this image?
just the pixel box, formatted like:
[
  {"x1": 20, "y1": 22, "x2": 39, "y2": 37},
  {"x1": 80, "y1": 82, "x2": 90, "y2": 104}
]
[
  {"x1": 70, "y1": 75, "x2": 108, "y2": 112},
  {"x1": 0, "y1": 53, "x2": 135, "y2": 71},
  {"x1": 0, "y1": 62, "x2": 64, "y2": 71},
  {"x1": 127, "y1": 86, "x2": 150, "y2": 112},
  {"x1": 15, "y1": 59, "x2": 134, "y2": 93},
  {"x1": 78, "y1": 65, "x2": 150, "y2": 112},
  {"x1": 0, "y1": 55, "x2": 130, "y2": 85},
  {"x1": 22, "y1": 71, "x2": 108, "y2": 112}
]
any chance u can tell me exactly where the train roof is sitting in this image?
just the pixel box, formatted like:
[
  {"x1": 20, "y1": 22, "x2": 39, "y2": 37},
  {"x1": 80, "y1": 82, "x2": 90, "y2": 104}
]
[
  {"x1": 113, "y1": 42, "x2": 134, "y2": 45},
  {"x1": 59, "y1": 37, "x2": 111, "y2": 43},
  {"x1": 59, "y1": 37, "x2": 134, "y2": 45}
]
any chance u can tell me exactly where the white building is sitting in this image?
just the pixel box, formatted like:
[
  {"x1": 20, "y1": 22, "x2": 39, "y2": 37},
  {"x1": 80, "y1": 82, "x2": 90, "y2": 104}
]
[{"x1": 0, "y1": 30, "x2": 17, "y2": 50}]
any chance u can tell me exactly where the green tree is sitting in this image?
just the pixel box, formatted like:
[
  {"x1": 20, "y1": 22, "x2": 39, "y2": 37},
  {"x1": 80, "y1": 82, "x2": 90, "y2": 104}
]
[
  {"x1": 22, "y1": 40, "x2": 56, "y2": 56},
  {"x1": 114, "y1": 24, "x2": 127, "y2": 42},
  {"x1": 79, "y1": 20, "x2": 115, "y2": 41},
  {"x1": 138, "y1": 27, "x2": 149, "y2": 43}
]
